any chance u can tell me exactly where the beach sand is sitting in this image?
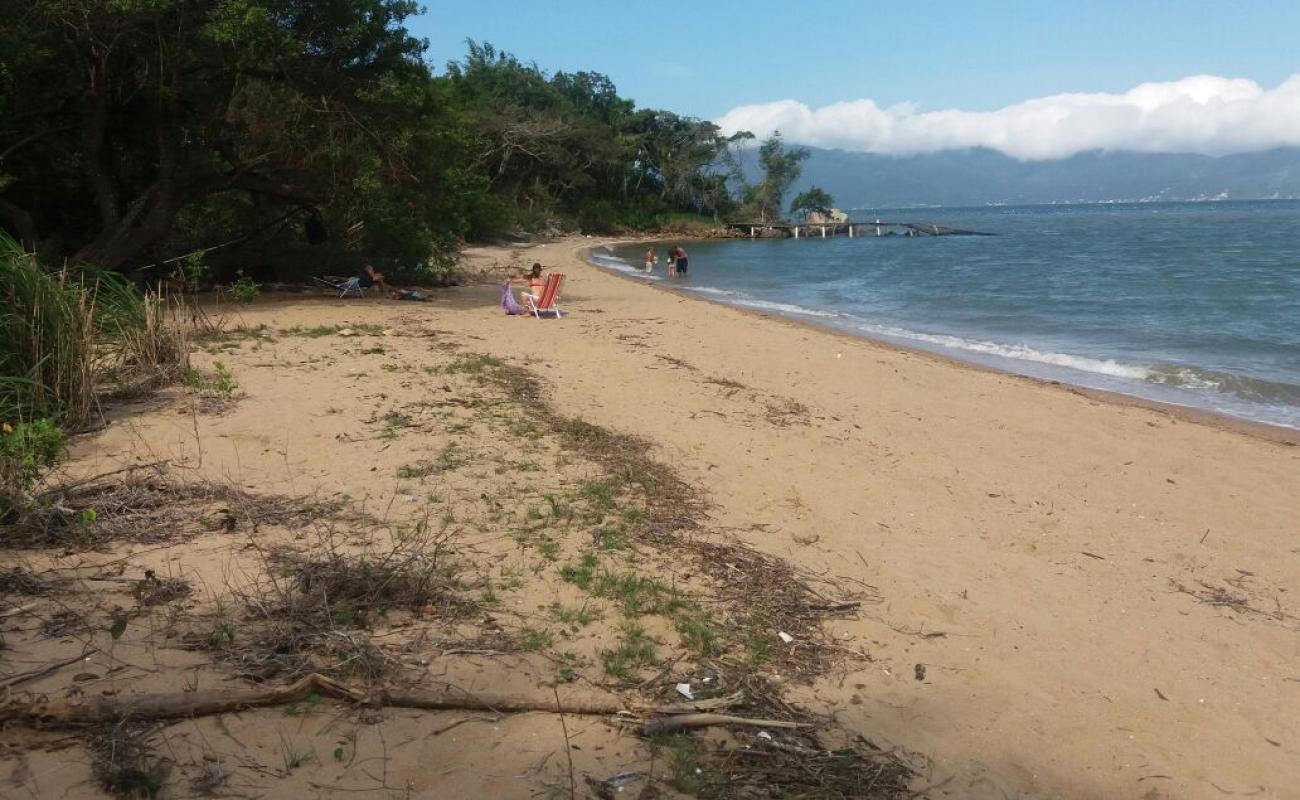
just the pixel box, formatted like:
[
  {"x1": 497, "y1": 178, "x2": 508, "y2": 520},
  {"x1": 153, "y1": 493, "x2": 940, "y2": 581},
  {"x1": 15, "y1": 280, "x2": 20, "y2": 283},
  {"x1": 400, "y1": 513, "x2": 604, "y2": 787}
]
[
  {"x1": 486, "y1": 239, "x2": 1300, "y2": 799},
  {"x1": 3, "y1": 236, "x2": 1296, "y2": 799}
]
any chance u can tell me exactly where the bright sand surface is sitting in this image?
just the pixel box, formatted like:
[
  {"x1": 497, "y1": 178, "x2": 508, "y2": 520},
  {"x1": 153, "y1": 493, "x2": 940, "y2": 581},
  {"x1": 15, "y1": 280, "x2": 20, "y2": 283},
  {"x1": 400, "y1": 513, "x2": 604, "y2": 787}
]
[
  {"x1": 442, "y1": 239, "x2": 1298, "y2": 798},
  {"x1": 20, "y1": 237, "x2": 1297, "y2": 798}
]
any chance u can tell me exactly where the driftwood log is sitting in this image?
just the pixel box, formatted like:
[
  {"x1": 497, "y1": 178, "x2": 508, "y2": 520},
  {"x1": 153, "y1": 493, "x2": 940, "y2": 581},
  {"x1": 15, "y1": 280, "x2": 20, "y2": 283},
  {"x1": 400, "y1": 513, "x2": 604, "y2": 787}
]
[
  {"x1": 1, "y1": 674, "x2": 805, "y2": 736},
  {"x1": 1, "y1": 672, "x2": 625, "y2": 726}
]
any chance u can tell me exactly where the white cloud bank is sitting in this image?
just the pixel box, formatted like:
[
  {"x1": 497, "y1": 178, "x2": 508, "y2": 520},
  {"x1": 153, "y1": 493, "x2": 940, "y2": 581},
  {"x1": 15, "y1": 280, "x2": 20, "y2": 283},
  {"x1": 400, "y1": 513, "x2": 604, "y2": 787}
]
[{"x1": 715, "y1": 75, "x2": 1300, "y2": 160}]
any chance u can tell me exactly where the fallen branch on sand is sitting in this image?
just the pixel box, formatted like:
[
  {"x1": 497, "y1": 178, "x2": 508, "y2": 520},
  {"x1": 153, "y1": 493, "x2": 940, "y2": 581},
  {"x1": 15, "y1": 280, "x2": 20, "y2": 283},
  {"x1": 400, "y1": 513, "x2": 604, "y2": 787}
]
[
  {"x1": 0, "y1": 648, "x2": 98, "y2": 690},
  {"x1": 1, "y1": 673, "x2": 803, "y2": 736},
  {"x1": 641, "y1": 713, "x2": 809, "y2": 736},
  {"x1": 2, "y1": 672, "x2": 624, "y2": 725}
]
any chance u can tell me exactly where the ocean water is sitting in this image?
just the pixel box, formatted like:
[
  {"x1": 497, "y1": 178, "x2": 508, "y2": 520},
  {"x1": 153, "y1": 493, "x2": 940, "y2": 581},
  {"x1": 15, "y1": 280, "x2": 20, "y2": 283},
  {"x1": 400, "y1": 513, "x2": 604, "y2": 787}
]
[{"x1": 595, "y1": 201, "x2": 1300, "y2": 430}]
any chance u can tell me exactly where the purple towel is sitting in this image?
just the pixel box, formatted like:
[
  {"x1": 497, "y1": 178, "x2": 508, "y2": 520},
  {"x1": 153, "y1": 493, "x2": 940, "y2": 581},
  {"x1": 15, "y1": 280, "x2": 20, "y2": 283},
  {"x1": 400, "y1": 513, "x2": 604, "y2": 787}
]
[{"x1": 500, "y1": 281, "x2": 526, "y2": 315}]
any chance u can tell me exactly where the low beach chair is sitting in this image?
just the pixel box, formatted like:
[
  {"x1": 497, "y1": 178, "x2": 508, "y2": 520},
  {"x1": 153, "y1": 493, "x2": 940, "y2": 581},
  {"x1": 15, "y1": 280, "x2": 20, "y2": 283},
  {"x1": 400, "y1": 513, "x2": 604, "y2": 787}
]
[
  {"x1": 313, "y1": 276, "x2": 366, "y2": 298},
  {"x1": 526, "y1": 273, "x2": 566, "y2": 319}
]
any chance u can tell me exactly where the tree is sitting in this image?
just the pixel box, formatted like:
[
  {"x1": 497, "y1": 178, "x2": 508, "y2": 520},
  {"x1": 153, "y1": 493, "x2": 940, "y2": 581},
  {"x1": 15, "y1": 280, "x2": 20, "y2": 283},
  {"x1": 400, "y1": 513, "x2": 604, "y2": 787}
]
[
  {"x1": 741, "y1": 132, "x2": 809, "y2": 222},
  {"x1": 789, "y1": 186, "x2": 835, "y2": 219},
  {"x1": 0, "y1": 0, "x2": 476, "y2": 273}
]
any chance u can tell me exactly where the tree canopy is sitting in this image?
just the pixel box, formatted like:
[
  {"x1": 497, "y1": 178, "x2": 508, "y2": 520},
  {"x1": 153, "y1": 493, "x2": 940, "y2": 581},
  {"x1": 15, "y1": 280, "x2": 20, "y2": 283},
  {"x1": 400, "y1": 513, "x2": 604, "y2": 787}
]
[
  {"x1": 736, "y1": 133, "x2": 810, "y2": 222},
  {"x1": 1, "y1": 5, "x2": 752, "y2": 280},
  {"x1": 790, "y1": 186, "x2": 835, "y2": 219}
]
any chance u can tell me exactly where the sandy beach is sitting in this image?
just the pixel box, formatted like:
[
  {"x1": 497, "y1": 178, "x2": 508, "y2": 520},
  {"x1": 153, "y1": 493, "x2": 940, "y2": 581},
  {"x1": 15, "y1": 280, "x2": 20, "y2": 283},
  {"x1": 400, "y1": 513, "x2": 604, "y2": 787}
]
[
  {"x1": 2, "y1": 236, "x2": 1297, "y2": 799},
  {"x1": 487, "y1": 240, "x2": 1300, "y2": 798}
]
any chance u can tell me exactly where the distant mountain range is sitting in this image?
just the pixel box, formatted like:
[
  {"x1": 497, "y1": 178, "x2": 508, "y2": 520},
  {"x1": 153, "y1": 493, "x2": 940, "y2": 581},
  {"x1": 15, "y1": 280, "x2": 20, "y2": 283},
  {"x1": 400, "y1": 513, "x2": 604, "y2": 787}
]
[{"x1": 782, "y1": 147, "x2": 1300, "y2": 209}]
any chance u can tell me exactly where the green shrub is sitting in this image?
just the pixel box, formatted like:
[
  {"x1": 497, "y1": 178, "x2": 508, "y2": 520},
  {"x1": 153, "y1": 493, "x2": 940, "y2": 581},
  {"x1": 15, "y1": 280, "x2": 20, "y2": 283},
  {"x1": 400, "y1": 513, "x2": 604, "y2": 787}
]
[
  {"x1": 229, "y1": 271, "x2": 261, "y2": 304},
  {"x1": 0, "y1": 419, "x2": 66, "y2": 516},
  {"x1": 0, "y1": 233, "x2": 95, "y2": 425},
  {"x1": 0, "y1": 233, "x2": 188, "y2": 427}
]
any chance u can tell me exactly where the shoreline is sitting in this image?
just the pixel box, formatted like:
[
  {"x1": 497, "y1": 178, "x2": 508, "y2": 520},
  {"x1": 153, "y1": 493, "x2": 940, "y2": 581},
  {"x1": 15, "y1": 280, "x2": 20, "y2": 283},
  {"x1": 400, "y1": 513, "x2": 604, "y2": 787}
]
[{"x1": 582, "y1": 239, "x2": 1300, "y2": 447}]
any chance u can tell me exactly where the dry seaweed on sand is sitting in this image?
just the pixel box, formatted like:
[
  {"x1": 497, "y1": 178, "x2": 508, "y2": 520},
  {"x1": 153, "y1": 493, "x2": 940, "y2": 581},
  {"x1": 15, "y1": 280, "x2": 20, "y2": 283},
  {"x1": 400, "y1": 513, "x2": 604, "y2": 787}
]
[
  {"x1": 703, "y1": 729, "x2": 914, "y2": 799},
  {"x1": 209, "y1": 526, "x2": 468, "y2": 682},
  {"x1": 6, "y1": 466, "x2": 347, "y2": 548},
  {"x1": 0, "y1": 566, "x2": 50, "y2": 597}
]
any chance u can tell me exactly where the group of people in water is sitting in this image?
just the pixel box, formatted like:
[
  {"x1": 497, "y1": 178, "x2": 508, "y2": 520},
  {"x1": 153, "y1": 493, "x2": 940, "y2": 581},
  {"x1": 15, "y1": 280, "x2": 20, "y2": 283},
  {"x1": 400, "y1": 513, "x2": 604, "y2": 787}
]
[{"x1": 644, "y1": 246, "x2": 688, "y2": 277}]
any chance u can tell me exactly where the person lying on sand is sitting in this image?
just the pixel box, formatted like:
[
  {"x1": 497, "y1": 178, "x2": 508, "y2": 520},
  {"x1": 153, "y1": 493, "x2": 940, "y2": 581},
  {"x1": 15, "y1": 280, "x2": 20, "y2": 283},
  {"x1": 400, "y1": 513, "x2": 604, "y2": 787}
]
[{"x1": 359, "y1": 264, "x2": 390, "y2": 294}]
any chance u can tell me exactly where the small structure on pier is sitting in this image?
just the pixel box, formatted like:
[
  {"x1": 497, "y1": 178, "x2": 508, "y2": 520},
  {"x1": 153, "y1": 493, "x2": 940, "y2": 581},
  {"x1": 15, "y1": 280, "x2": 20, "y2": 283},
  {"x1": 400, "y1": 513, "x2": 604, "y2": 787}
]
[
  {"x1": 804, "y1": 207, "x2": 849, "y2": 224},
  {"x1": 725, "y1": 219, "x2": 994, "y2": 239}
]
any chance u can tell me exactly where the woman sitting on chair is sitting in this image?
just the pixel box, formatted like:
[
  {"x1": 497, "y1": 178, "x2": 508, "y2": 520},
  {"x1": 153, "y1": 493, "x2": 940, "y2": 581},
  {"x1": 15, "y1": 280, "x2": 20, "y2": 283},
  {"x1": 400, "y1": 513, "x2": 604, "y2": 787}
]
[{"x1": 514, "y1": 262, "x2": 545, "y2": 307}]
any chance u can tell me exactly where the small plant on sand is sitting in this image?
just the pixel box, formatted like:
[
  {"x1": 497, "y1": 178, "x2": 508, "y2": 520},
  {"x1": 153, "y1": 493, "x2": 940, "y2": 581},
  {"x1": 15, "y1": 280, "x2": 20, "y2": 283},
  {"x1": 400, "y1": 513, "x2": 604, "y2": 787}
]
[
  {"x1": 182, "y1": 362, "x2": 237, "y2": 396},
  {"x1": 556, "y1": 651, "x2": 581, "y2": 683},
  {"x1": 651, "y1": 732, "x2": 704, "y2": 793},
  {"x1": 281, "y1": 325, "x2": 340, "y2": 338},
  {"x1": 0, "y1": 419, "x2": 66, "y2": 519},
  {"x1": 437, "y1": 442, "x2": 469, "y2": 471},
  {"x1": 537, "y1": 535, "x2": 560, "y2": 561},
  {"x1": 558, "y1": 553, "x2": 597, "y2": 590},
  {"x1": 579, "y1": 480, "x2": 619, "y2": 515},
  {"x1": 228, "y1": 270, "x2": 261, "y2": 304},
  {"x1": 520, "y1": 628, "x2": 552, "y2": 651},
  {"x1": 550, "y1": 602, "x2": 596, "y2": 630},
  {"x1": 602, "y1": 621, "x2": 656, "y2": 681},
  {"x1": 441, "y1": 355, "x2": 502, "y2": 374}
]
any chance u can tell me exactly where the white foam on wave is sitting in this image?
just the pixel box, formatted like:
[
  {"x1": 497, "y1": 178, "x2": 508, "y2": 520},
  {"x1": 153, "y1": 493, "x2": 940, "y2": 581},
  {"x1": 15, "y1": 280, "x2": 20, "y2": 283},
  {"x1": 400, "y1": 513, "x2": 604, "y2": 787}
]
[
  {"x1": 590, "y1": 253, "x2": 663, "y2": 280},
  {"x1": 683, "y1": 284, "x2": 839, "y2": 317},
  {"x1": 733, "y1": 298, "x2": 841, "y2": 319},
  {"x1": 683, "y1": 286, "x2": 740, "y2": 297},
  {"x1": 843, "y1": 321, "x2": 1152, "y2": 380}
]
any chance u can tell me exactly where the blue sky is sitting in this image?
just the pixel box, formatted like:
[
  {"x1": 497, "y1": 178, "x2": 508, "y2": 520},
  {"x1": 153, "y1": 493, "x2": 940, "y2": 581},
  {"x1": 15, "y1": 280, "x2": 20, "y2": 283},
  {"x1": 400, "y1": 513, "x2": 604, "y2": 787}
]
[{"x1": 410, "y1": 0, "x2": 1300, "y2": 119}]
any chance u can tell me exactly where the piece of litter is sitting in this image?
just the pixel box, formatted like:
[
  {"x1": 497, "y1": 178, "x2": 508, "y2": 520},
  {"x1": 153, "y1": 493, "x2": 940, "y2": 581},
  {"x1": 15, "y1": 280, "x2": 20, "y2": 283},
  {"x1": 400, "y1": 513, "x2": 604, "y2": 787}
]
[
  {"x1": 675, "y1": 683, "x2": 694, "y2": 700},
  {"x1": 757, "y1": 730, "x2": 773, "y2": 741},
  {"x1": 602, "y1": 771, "x2": 641, "y2": 790},
  {"x1": 777, "y1": 631, "x2": 794, "y2": 644}
]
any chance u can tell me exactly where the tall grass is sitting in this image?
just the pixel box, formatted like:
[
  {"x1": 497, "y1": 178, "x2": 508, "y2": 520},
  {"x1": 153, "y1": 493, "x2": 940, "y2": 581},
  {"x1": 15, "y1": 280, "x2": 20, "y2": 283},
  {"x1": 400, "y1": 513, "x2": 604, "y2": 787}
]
[{"x1": 0, "y1": 232, "x2": 188, "y2": 428}]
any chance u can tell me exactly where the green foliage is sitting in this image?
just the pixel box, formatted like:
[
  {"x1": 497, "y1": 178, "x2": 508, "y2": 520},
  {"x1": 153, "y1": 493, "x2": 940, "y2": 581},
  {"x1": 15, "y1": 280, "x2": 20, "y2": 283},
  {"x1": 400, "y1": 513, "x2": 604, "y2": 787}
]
[
  {"x1": 0, "y1": 233, "x2": 185, "y2": 427},
  {"x1": 740, "y1": 132, "x2": 811, "y2": 222},
  {"x1": 4, "y1": 4, "x2": 750, "y2": 276},
  {"x1": 651, "y1": 733, "x2": 704, "y2": 793},
  {"x1": 183, "y1": 362, "x2": 237, "y2": 396},
  {"x1": 229, "y1": 271, "x2": 261, "y2": 304},
  {"x1": 0, "y1": 418, "x2": 65, "y2": 516},
  {"x1": 790, "y1": 186, "x2": 836, "y2": 218},
  {"x1": 558, "y1": 553, "x2": 598, "y2": 590},
  {"x1": 602, "y1": 622, "x2": 656, "y2": 681},
  {"x1": 520, "y1": 628, "x2": 553, "y2": 651}
]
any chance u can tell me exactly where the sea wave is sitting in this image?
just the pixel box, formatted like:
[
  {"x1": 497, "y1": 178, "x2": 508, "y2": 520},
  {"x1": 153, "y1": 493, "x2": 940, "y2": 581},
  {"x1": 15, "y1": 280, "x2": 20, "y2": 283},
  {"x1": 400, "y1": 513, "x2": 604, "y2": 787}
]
[
  {"x1": 735, "y1": 299, "x2": 842, "y2": 319},
  {"x1": 842, "y1": 322, "x2": 1151, "y2": 379},
  {"x1": 845, "y1": 321, "x2": 1300, "y2": 405},
  {"x1": 590, "y1": 253, "x2": 662, "y2": 280},
  {"x1": 682, "y1": 285, "x2": 841, "y2": 317},
  {"x1": 1145, "y1": 365, "x2": 1300, "y2": 404}
]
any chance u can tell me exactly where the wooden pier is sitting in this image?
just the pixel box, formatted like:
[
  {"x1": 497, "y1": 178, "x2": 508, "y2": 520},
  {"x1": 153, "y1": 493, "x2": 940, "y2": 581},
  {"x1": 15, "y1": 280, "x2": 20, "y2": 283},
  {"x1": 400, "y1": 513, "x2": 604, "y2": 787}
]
[{"x1": 724, "y1": 220, "x2": 994, "y2": 239}]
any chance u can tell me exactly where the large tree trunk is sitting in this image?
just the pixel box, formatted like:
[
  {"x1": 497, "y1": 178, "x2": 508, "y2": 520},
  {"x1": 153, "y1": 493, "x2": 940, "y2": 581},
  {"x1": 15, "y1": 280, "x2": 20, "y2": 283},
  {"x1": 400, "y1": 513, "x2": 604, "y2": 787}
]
[
  {"x1": 73, "y1": 125, "x2": 185, "y2": 270},
  {"x1": 0, "y1": 199, "x2": 39, "y2": 249}
]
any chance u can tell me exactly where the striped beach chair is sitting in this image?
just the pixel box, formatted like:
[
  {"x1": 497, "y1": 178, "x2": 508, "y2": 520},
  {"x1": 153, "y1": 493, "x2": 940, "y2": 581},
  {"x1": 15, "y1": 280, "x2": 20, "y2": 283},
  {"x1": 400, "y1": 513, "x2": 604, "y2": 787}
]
[
  {"x1": 526, "y1": 273, "x2": 566, "y2": 319},
  {"x1": 313, "y1": 276, "x2": 366, "y2": 298}
]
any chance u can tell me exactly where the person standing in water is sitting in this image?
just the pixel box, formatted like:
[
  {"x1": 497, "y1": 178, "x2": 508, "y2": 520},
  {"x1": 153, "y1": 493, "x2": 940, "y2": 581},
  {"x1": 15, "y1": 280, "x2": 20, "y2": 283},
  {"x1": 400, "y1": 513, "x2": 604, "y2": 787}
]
[
  {"x1": 643, "y1": 247, "x2": 656, "y2": 274},
  {"x1": 665, "y1": 247, "x2": 677, "y2": 278},
  {"x1": 674, "y1": 246, "x2": 688, "y2": 278}
]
